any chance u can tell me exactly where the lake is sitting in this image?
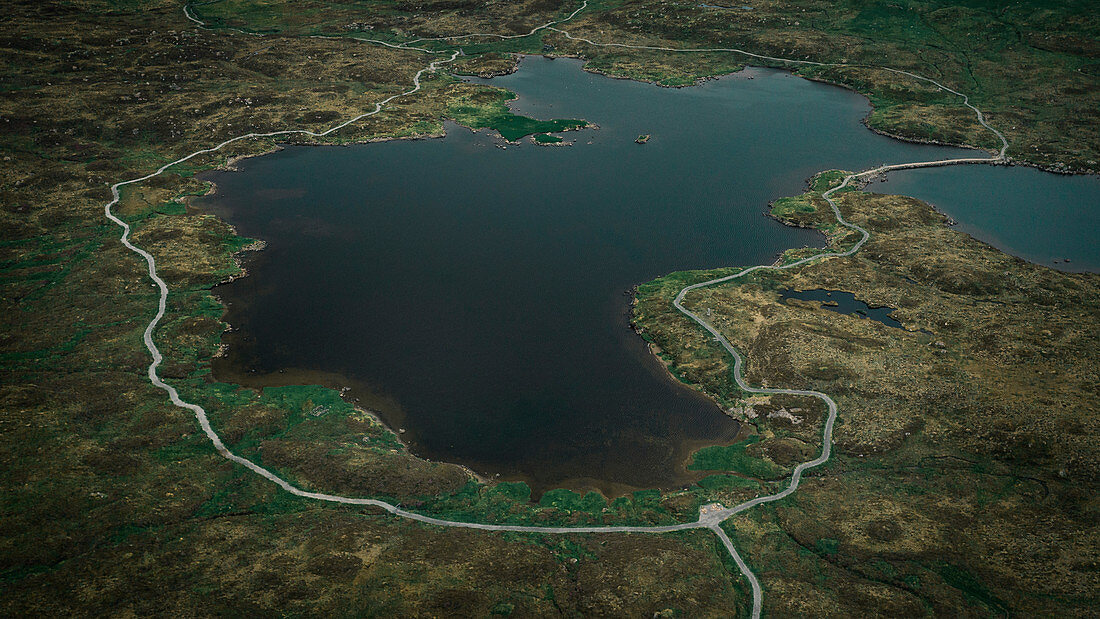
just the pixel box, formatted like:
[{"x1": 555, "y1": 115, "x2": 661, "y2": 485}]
[
  {"x1": 199, "y1": 56, "x2": 983, "y2": 495},
  {"x1": 875, "y1": 165, "x2": 1100, "y2": 273}
]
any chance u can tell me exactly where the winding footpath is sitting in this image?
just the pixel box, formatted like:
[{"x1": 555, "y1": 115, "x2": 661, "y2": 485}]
[{"x1": 105, "y1": 4, "x2": 1009, "y2": 617}]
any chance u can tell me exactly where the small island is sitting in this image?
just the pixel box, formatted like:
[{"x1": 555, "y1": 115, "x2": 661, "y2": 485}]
[{"x1": 635, "y1": 134, "x2": 650, "y2": 144}]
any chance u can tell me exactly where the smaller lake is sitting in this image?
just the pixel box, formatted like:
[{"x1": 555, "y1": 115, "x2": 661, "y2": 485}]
[
  {"x1": 779, "y1": 288, "x2": 906, "y2": 330},
  {"x1": 875, "y1": 166, "x2": 1100, "y2": 273}
]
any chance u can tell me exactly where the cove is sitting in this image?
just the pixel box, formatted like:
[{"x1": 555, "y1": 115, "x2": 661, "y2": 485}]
[
  {"x1": 199, "y1": 56, "x2": 975, "y2": 495},
  {"x1": 874, "y1": 166, "x2": 1100, "y2": 273}
]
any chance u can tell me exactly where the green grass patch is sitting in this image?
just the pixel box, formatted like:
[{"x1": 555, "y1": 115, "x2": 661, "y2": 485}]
[
  {"x1": 688, "y1": 436, "x2": 783, "y2": 479},
  {"x1": 447, "y1": 86, "x2": 585, "y2": 141},
  {"x1": 937, "y1": 562, "x2": 1008, "y2": 614},
  {"x1": 815, "y1": 537, "x2": 839, "y2": 555},
  {"x1": 770, "y1": 195, "x2": 817, "y2": 218},
  {"x1": 809, "y1": 170, "x2": 850, "y2": 193},
  {"x1": 538, "y1": 488, "x2": 608, "y2": 512},
  {"x1": 695, "y1": 473, "x2": 762, "y2": 491}
]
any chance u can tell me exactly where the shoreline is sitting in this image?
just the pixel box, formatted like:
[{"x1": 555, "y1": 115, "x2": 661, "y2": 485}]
[
  {"x1": 96, "y1": 6, "x2": 1065, "y2": 615},
  {"x1": 502, "y1": 52, "x2": 1098, "y2": 176},
  {"x1": 192, "y1": 51, "x2": 1086, "y2": 503}
]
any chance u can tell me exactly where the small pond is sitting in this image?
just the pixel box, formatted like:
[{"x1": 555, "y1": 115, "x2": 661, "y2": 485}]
[{"x1": 779, "y1": 288, "x2": 907, "y2": 330}]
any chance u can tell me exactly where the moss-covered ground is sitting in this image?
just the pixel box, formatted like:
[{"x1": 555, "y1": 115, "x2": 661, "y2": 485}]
[{"x1": 634, "y1": 174, "x2": 1099, "y2": 615}]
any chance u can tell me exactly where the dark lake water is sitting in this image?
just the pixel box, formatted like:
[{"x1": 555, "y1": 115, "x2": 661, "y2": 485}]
[
  {"x1": 875, "y1": 166, "x2": 1100, "y2": 273},
  {"x1": 779, "y1": 288, "x2": 906, "y2": 330},
  {"x1": 199, "y1": 57, "x2": 979, "y2": 495}
]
